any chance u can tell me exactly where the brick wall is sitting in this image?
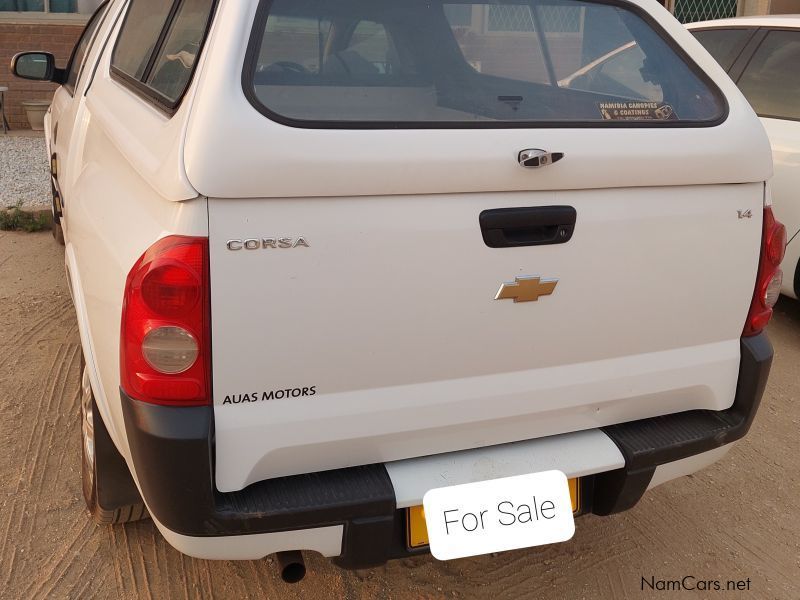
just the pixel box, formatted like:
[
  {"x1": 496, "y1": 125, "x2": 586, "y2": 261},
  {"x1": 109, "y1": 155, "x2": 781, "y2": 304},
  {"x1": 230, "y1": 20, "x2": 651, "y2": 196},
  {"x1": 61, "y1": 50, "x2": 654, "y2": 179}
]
[{"x1": 0, "y1": 23, "x2": 83, "y2": 129}]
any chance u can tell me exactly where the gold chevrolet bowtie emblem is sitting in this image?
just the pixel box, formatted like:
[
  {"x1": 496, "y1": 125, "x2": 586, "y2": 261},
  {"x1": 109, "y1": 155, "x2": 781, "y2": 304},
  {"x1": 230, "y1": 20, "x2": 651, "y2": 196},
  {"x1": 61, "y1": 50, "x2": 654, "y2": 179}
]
[{"x1": 495, "y1": 276, "x2": 558, "y2": 303}]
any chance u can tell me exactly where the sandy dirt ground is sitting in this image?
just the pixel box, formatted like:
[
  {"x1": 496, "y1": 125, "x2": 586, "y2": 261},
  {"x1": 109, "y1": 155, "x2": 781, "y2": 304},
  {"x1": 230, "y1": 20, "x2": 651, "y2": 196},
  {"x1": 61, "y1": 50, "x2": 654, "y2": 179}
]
[{"x1": 0, "y1": 230, "x2": 798, "y2": 600}]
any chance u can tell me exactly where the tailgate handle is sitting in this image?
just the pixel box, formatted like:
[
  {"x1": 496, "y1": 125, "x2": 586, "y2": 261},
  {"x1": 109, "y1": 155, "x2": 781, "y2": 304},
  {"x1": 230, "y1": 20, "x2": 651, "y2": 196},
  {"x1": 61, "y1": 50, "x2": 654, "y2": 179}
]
[
  {"x1": 479, "y1": 206, "x2": 577, "y2": 248},
  {"x1": 518, "y1": 149, "x2": 565, "y2": 168}
]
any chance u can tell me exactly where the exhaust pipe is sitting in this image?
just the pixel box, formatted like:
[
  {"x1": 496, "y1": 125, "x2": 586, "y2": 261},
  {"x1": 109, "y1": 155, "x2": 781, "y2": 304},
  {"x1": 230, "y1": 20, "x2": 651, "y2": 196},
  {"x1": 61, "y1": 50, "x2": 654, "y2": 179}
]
[{"x1": 275, "y1": 550, "x2": 306, "y2": 583}]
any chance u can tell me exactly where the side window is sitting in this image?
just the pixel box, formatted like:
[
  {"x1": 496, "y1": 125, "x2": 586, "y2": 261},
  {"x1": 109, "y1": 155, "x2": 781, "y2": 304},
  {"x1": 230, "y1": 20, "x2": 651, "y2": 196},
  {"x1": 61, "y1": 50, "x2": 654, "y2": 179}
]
[
  {"x1": 691, "y1": 28, "x2": 755, "y2": 71},
  {"x1": 64, "y1": 1, "x2": 109, "y2": 95},
  {"x1": 147, "y1": 0, "x2": 216, "y2": 103},
  {"x1": 112, "y1": 0, "x2": 175, "y2": 80},
  {"x1": 112, "y1": 0, "x2": 215, "y2": 109},
  {"x1": 737, "y1": 30, "x2": 800, "y2": 120}
]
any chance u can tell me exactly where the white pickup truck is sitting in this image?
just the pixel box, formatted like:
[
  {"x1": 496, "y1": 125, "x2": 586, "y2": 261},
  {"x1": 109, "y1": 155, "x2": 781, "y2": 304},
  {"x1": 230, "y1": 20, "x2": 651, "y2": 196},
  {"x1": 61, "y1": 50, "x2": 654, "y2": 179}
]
[{"x1": 13, "y1": 0, "x2": 782, "y2": 581}]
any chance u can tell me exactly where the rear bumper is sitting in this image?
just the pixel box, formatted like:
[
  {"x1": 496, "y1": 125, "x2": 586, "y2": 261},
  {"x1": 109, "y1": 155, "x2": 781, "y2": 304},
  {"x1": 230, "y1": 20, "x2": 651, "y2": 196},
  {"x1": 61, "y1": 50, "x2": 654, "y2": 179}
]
[
  {"x1": 121, "y1": 333, "x2": 772, "y2": 568},
  {"x1": 595, "y1": 332, "x2": 772, "y2": 514}
]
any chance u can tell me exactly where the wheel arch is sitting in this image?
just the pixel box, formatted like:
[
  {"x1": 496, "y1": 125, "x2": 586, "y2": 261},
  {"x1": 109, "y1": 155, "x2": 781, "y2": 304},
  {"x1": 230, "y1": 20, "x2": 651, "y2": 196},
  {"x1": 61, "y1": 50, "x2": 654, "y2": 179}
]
[{"x1": 65, "y1": 245, "x2": 132, "y2": 463}]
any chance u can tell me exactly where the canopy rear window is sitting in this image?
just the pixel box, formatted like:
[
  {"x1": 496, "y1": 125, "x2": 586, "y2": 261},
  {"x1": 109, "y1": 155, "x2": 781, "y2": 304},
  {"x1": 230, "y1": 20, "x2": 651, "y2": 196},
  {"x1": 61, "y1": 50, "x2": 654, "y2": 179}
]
[{"x1": 244, "y1": 0, "x2": 726, "y2": 127}]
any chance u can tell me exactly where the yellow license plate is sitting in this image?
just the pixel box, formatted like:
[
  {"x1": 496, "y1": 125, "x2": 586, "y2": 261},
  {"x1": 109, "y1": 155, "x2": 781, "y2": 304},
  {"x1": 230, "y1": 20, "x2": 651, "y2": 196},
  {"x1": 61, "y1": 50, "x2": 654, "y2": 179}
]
[{"x1": 407, "y1": 477, "x2": 580, "y2": 549}]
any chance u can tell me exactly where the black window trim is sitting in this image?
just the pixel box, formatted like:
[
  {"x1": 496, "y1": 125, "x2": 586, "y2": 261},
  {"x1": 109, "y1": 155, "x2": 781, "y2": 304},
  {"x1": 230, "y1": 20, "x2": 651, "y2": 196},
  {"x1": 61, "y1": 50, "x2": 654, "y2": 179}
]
[
  {"x1": 109, "y1": 0, "x2": 219, "y2": 115},
  {"x1": 63, "y1": 0, "x2": 111, "y2": 97},
  {"x1": 241, "y1": 0, "x2": 730, "y2": 130}
]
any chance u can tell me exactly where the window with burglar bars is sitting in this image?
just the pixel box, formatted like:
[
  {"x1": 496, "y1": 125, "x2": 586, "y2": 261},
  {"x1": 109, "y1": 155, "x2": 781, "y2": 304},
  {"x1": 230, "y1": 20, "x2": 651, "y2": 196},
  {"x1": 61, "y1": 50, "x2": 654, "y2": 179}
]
[
  {"x1": 671, "y1": 0, "x2": 738, "y2": 23},
  {"x1": 453, "y1": 2, "x2": 738, "y2": 33},
  {"x1": 487, "y1": 5, "x2": 583, "y2": 32}
]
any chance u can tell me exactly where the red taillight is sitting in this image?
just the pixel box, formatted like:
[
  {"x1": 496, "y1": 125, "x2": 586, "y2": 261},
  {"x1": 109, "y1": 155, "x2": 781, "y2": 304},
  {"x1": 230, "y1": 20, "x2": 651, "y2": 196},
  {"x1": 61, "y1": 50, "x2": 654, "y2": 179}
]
[
  {"x1": 744, "y1": 207, "x2": 786, "y2": 337},
  {"x1": 141, "y1": 264, "x2": 201, "y2": 316},
  {"x1": 121, "y1": 236, "x2": 210, "y2": 406}
]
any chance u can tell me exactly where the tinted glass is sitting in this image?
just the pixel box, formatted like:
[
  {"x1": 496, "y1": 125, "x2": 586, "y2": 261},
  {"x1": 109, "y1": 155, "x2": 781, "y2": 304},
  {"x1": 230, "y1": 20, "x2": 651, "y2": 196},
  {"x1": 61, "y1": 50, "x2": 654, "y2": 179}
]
[
  {"x1": 568, "y1": 43, "x2": 664, "y2": 101},
  {"x1": 147, "y1": 0, "x2": 215, "y2": 102},
  {"x1": 248, "y1": 0, "x2": 724, "y2": 125},
  {"x1": 112, "y1": 0, "x2": 174, "y2": 80},
  {"x1": 65, "y1": 2, "x2": 108, "y2": 94},
  {"x1": 737, "y1": 30, "x2": 800, "y2": 120},
  {"x1": 691, "y1": 28, "x2": 753, "y2": 71}
]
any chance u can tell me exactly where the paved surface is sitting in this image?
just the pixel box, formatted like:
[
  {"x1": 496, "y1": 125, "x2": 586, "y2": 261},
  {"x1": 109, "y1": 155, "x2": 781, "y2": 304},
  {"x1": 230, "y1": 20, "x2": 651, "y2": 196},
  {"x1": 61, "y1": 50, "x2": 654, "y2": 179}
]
[
  {"x1": 0, "y1": 230, "x2": 798, "y2": 600},
  {"x1": 0, "y1": 133, "x2": 50, "y2": 209}
]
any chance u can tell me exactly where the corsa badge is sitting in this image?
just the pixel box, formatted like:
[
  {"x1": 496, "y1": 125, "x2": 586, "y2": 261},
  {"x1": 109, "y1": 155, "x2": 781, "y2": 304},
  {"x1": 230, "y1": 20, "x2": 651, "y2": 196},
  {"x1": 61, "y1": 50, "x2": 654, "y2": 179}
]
[{"x1": 495, "y1": 276, "x2": 558, "y2": 303}]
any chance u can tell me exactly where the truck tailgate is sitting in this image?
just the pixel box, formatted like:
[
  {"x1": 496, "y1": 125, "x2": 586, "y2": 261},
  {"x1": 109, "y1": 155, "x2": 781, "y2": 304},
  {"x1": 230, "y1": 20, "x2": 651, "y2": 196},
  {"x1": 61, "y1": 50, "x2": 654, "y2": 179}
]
[{"x1": 208, "y1": 183, "x2": 762, "y2": 492}]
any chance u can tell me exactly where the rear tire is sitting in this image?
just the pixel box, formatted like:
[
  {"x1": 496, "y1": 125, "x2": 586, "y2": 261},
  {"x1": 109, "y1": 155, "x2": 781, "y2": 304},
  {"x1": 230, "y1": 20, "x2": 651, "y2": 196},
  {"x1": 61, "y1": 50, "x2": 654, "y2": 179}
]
[{"x1": 80, "y1": 356, "x2": 148, "y2": 524}]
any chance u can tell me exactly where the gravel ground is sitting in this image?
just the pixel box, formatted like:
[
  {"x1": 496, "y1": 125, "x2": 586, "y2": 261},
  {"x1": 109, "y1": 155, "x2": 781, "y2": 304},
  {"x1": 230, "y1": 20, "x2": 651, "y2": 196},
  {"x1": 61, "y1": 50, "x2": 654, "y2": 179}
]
[{"x1": 0, "y1": 135, "x2": 50, "y2": 209}]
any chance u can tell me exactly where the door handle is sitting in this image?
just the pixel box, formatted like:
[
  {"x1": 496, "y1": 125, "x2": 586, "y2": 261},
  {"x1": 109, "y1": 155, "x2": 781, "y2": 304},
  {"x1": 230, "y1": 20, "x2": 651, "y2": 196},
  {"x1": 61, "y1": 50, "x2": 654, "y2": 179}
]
[{"x1": 479, "y1": 206, "x2": 577, "y2": 248}]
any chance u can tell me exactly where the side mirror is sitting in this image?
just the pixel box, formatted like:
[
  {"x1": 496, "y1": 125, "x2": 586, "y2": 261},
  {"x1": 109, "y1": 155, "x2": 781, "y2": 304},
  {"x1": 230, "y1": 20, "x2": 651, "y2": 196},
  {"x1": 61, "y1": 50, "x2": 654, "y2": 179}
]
[{"x1": 12, "y1": 52, "x2": 56, "y2": 82}]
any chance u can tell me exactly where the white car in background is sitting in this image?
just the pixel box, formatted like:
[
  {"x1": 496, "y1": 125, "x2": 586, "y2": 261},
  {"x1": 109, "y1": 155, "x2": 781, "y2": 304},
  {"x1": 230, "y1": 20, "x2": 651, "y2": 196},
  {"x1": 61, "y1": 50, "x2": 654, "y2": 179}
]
[{"x1": 689, "y1": 16, "x2": 800, "y2": 298}]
